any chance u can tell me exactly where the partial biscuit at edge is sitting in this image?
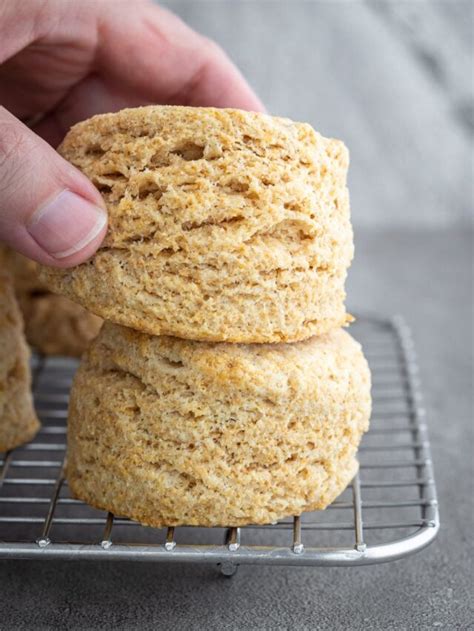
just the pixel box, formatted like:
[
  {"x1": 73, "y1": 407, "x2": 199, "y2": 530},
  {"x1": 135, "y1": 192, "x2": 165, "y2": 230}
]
[{"x1": 0, "y1": 267, "x2": 40, "y2": 452}]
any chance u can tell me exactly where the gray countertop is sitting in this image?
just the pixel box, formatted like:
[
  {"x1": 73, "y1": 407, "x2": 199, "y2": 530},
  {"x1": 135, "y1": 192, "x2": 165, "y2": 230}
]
[{"x1": 1, "y1": 226, "x2": 471, "y2": 630}]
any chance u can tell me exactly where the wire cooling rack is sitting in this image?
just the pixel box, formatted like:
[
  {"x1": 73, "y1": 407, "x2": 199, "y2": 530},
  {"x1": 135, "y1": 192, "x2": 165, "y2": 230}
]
[{"x1": 0, "y1": 315, "x2": 439, "y2": 575}]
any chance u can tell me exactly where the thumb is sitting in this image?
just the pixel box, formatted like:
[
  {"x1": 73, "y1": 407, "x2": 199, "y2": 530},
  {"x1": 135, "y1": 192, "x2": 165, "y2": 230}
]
[{"x1": 0, "y1": 106, "x2": 107, "y2": 267}]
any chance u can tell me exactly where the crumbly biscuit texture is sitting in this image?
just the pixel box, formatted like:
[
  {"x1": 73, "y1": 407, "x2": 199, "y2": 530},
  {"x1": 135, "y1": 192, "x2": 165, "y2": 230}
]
[
  {"x1": 0, "y1": 267, "x2": 40, "y2": 451},
  {"x1": 5, "y1": 250, "x2": 102, "y2": 356},
  {"x1": 40, "y1": 105, "x2": 353, "y2": 343},
  {"x1": 67, "y1": 323, "x2": 371, "y2": 527}
]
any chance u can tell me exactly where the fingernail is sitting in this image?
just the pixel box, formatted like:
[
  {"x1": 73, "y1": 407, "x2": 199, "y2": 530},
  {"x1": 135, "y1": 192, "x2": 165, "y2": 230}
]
[{"x1": 27, "y1": 190, "x2": 107, "y2": 259}]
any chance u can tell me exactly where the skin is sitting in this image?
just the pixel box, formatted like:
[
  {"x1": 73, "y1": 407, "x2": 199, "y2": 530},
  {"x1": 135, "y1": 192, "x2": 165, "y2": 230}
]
[{"x1": 0, "y1": 0, "x2": 264, "y2": 266}]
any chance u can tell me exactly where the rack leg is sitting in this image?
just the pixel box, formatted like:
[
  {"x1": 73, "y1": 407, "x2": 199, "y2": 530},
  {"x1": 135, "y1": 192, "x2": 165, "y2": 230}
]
[
  {"x1": 220, "y1": 561, "x2": 238, "y2": 577},
  {"x1": 220, "y1": 527, "x2": 240, "y2": 577}
]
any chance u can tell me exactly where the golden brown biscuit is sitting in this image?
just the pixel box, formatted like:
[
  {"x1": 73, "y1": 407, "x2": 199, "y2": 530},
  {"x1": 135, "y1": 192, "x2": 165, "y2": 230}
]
[
  {"x1": 67, "y1": 323, "x2": 371, "y2": 527},
  {"x1": 5, "y1": 250, "x2": 102, "y2": 357},
  {"x1": 40, "y1": 105, "x2": 353, "y2": 343},
  {"x1": 0, "y1": 267, "x2": 40, "y2": 452}
]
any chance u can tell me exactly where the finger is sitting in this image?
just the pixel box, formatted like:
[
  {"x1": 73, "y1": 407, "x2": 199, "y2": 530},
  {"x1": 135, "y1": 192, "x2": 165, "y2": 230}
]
[
  {"x1": 0, "y1": 106, "x2": 107, "y2": 267},
  {"x1": 33, "y1": 74, "x2": 153, "y2": 148},
  {"x1": 30, "y1": 2, "x2": 265, "y2": 144},
  {"x1": 98, "y1": 3, "x2": 265, "y2": 111},
  {"x1": 0, "y1": 0, "x2": 98, "y2": 119}
]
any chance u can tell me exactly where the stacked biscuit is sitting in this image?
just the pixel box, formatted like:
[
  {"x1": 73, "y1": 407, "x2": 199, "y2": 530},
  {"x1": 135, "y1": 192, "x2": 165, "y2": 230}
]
[{"x1": 39, "y1": 106, "x2": 371, "y2": 527}]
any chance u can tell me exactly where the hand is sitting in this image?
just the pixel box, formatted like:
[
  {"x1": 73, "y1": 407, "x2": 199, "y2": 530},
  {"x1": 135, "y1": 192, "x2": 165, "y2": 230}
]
[{"x1": 0, "y1": 0, "x2": 263, "y2": 267}]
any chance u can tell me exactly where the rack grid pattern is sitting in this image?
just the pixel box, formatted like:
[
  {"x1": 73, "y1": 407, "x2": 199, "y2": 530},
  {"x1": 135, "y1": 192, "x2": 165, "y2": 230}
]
[{"x1": 0, "y1": 315, "x2": 439, "y2": 574}]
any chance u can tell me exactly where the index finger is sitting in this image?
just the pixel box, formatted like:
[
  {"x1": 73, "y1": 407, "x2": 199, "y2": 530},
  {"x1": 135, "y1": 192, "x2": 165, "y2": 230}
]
[
  {"x1": 34, "y1": 1, "x2": 265, "y2": 145},
  {"x1": 96, "y1": 3, "x2": 265, "y2": 112}
]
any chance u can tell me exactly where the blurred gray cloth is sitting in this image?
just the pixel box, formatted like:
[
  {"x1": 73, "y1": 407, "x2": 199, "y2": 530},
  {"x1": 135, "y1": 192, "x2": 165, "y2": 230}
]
[{"x1": 160, "y1": 0, "x2": 472, "y2": 229}]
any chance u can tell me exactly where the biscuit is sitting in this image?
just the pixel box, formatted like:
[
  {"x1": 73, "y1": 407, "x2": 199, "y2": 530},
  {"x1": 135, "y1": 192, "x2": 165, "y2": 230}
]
[
  {"x1": 67, "y1": 323, "x2": 371, "y2": 527},
  {"x1": 40, "y1": 105, "x2": 353, "y2": 343},
  {"x1": 5, "y1": 250, "x2": 102, "y2": 357},
  {"x1": 0, "y1": 267, "x2": 40, "y2": 452}
]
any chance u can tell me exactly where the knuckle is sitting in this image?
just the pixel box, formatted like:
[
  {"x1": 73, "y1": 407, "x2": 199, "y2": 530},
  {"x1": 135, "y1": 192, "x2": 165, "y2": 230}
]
[{"x1": 0, "y1": 121, "x2": 30, "y2": 169}]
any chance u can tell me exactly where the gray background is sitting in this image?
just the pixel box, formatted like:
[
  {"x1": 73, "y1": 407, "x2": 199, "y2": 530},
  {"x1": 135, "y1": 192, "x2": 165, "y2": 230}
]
[
  {"x1": 161, "y1": 0, "x2": 472, "y2": 230},
  {"x1": 1, "y1": 1, "x2": 473, "y2": 629}
]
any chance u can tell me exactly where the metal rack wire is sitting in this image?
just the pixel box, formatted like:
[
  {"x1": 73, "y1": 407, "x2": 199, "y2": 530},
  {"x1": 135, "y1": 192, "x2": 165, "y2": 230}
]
[{"x1": 0, "y1": 315, "x2": 439, "y2": 575}]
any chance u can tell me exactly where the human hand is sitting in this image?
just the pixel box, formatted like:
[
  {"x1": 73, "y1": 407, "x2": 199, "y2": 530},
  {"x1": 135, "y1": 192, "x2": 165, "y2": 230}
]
[{"x1": 0, "y1": 0, "x2": 263, "y2": 266}]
